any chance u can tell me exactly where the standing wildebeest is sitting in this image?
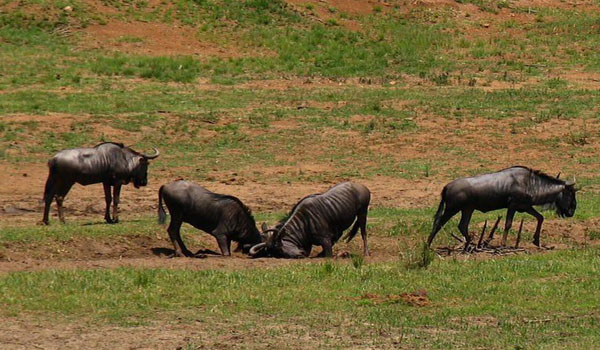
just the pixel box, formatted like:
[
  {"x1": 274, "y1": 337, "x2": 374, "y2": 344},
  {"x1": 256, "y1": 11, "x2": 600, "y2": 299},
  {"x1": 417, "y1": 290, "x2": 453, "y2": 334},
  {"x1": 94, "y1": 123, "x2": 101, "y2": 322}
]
[
  {"x1": 249, "y1": 182, "x2": 370, "y2": 259},
  {"x1": 42, "y1": 142, "x2": 159, "y2": 225},
  {"x1": 157, "y1": 180, "x2": 263, "y2": 257},
  {"x1": 428, "y1": 166, "x2": 577, "y2": 248}
]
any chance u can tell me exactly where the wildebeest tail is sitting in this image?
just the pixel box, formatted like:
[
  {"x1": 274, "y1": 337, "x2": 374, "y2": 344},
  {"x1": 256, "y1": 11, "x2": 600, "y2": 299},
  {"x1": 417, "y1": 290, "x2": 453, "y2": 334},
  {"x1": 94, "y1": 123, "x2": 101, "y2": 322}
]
[
  {"x1": 345, "y1": 217, "x2": 361, "y2": 243},
  {"x1": 158, "y1": 185, "x2": 167, "y2": 224},
  {"x1": 428, "y1": 186, "x2": 447, "y2": 245}
]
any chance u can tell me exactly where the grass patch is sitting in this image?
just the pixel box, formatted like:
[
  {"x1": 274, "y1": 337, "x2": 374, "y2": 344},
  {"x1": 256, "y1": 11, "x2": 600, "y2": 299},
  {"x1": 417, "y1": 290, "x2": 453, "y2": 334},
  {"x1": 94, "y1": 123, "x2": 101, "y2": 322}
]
[
  {"x1": 0, "y1": 248, "x2": 599, "y2": 348},
  {"x1": 92, "y1": 55, "x2": 202, "y2": 83}
]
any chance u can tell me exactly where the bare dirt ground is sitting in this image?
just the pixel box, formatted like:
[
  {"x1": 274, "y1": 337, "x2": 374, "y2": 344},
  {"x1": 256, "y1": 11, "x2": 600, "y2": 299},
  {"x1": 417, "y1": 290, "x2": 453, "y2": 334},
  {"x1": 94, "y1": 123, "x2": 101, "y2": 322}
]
[{"x1": 1, "y1": 312, "x2": 408, "y2": 350}]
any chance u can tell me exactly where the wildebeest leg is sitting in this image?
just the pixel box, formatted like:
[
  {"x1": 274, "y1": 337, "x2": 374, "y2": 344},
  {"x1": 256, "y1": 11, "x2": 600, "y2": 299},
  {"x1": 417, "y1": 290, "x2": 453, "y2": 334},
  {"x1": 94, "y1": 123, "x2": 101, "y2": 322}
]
[
  {"x1": 42, "y1": 174, "x2": 57, "y2": 225},
  {"x1": 214, "y1": 234, "x2": 231, "y2": 256},
  {"x1": 317, "y1": 237, "x2": 333, "y2": 257},
  {"x1": 112, "y1": 184, "x2": 121, "y2": 223},
  {"x1": 458, "y1": 208, "x2": 474, "y2": 251},
  {"x1": 103, "y1": 183, "x2": 113, "y2": 223},
  {"x1": 501, "y1": 208, "x2": 516, "y2": 246},
  {"x1": 427, "y1": 207, "x2": 460, "y2": 246},
  {"x1": 55, "y1": 182, "x2": 73, "y2": 224},
  {"x1": 525, "y1": 207, "x2": 544, "y2": 247},
  {"x1": 167, "y1": 214, "x2": 193, "y2": 257}
]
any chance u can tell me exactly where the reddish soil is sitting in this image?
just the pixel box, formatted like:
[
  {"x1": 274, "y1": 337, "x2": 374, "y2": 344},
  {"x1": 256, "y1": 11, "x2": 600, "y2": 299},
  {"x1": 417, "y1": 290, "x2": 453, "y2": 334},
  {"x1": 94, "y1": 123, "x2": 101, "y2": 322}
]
[{"x1": 81, "y1": 21, "x2": 272, "y2": 58}]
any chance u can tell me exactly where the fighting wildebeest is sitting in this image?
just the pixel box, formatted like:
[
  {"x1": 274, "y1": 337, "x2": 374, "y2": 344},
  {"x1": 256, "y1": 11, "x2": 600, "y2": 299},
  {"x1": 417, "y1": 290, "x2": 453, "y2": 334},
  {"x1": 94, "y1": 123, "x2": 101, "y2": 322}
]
[
  {"x1": 157, "y1": 180, "x2": 262, "y2": 257},
  {"x1": 249, "y1": 182, "x2": 370, "y2": 259},
  {"x1": 42, "y1": 142, "x2": 159, "y2": 225},
  {"x1": 427, "y1": 166, "x2": 577, "y2": 249}
]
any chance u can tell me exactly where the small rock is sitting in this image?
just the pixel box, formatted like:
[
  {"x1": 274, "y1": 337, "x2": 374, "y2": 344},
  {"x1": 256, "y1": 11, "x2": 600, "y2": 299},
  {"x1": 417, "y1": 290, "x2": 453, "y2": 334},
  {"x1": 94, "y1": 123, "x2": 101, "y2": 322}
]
[
  {"x1": 63, "y1": 6, "x2": 73, "y2": 12},
  {"x1": 482, "y1": 23, "x2": 490, "y2": 28}
]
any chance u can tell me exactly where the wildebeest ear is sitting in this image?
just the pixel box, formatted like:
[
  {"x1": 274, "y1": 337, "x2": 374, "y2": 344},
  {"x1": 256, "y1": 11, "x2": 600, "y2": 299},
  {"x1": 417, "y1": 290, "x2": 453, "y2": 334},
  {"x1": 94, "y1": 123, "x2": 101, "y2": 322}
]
[{"x1": 261, "y1": 222, "x2": 269, "y2": 232}]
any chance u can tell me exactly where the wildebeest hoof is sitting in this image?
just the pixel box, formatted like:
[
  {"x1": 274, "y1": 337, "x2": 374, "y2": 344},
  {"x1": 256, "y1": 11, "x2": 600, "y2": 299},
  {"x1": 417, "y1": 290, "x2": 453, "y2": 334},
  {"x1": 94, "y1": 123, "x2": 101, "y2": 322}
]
[
  {"x1": 38, "y1": 220, "x2": 49, "y2": 226},
  {"x1": 193, "y1": 253, "x2": 207, "y2": 259},
  {"x1": 167, "y1": 251, "x2": 187, "y2": 258}
]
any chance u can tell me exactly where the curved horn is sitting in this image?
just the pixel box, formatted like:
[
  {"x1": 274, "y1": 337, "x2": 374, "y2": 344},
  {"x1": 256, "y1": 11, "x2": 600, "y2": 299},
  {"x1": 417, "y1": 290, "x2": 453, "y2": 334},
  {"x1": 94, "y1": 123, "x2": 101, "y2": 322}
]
[
  {"x1": 249, "y1": 242, "x2": 266, "y2": 256},
  {"x1": 142, "y1": 148, "x2": 160, "y2": 159}
]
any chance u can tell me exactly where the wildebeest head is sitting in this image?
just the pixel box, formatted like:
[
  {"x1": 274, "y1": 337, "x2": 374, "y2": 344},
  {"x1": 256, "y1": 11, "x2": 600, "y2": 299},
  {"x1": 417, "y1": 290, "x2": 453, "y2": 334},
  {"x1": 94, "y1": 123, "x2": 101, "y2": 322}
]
[
  {"x1": 555, "y1": 180, "x2": 577, "y2": 218},
  {"x1": 249, "y1": 223, "x2": 305, "y2": 258},
  {"x1": 249, "y1": 223, "x2": 279, "y2": 257},
  {"x1": 125, "y1": 147, "x2": 159, "y2": 188}
]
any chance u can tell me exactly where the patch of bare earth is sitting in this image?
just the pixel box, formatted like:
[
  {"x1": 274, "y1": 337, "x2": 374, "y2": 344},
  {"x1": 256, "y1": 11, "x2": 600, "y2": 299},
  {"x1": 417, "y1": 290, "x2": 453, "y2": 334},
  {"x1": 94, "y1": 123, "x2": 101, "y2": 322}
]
[
  {"x1": 81, "y1": 20, "x2": 270, "y2": 58},
  {"x1": 0, "y1": 312, "x2": 409, "y2": 350}
]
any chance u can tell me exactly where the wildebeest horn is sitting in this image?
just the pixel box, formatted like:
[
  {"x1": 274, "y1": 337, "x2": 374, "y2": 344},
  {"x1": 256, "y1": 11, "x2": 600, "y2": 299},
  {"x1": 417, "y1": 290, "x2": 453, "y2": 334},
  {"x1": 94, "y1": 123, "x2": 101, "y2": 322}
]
[
  {"x1": 556, "y1": 172, "x2": 561, "y2": 179},
  {"x1": 249, "y1": 242, "x2": 266, "y2": 256},
  {"x1": 142, "y1": 148, "x2": 160, "y2": 159}
]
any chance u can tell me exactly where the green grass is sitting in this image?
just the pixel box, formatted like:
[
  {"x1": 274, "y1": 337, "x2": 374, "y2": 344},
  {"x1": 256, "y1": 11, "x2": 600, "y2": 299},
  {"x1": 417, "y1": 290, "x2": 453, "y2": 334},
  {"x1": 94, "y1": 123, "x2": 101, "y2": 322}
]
[
  {"x1": 0, "y1": 217, "x2": 159, "y2": 243},
  {"x1": 1, "y1": 247, "x2": 599, "y2": 348}
]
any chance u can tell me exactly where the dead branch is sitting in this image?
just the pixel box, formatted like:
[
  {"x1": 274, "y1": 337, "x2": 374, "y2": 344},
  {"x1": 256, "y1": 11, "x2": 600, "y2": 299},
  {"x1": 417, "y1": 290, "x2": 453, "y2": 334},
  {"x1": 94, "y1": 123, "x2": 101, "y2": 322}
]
[
  {"x1": 515, "y1": 219, "x2": 524, "y2": 248},
  {"x1": 477, "y1": 219, "x2": 488, "y2": 248},
  {"x1": 450, "y1": 233, "x2": 464, "y2": 243},
  {"x1": 483, "y1": 216, "x2": 502, "y2": 246}
]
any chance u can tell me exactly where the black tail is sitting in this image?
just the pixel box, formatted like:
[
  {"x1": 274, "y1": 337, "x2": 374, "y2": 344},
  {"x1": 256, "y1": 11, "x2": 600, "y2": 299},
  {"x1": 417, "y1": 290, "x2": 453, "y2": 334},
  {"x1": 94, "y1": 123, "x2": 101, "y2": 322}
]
[
  {"x1": 427, "y1": 187, "x2": 447, "y2": 246},
  {"x1": 345, "y1": 215, "x2": 362, "y2": 243},
  {"x1": 158, "y1": 185, "x2": 167, "y2": 224}
]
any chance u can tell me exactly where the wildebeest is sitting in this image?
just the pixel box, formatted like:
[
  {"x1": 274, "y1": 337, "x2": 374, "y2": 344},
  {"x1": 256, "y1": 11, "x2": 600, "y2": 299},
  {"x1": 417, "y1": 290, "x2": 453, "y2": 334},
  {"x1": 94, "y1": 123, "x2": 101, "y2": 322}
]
[
  {"x1": 427, "y1": 166, "x2": 577, "y2": 248},
  {"x1": 249, "y1": 182, "x2": 370, "y2": 259},
  {"x1": 157, "y1": 180, "x2": 262, "y2": 257},
  {"x1": 41, "y1": 142, "x2": 159, "y2": 225}
]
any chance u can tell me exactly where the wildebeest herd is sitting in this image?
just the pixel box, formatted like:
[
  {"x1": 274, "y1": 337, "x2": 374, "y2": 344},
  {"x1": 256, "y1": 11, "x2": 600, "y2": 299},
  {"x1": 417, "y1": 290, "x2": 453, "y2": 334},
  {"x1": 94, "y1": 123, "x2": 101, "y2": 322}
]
[{"x1": 41, "y1": 142, "x2": 578, "y2": 258}]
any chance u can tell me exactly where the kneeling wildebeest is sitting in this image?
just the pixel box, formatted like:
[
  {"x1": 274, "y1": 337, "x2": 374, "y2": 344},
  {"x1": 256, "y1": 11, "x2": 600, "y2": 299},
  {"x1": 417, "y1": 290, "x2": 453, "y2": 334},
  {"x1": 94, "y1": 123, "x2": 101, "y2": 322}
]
[
  {"x1": 428, "y1": 166, "x2": 577, "y2": 249},
  {"x1": 157, "y1": 180, "x2": 262, "y2": 257},
  {"x1": 42, "y1": 142, "x2": 159, "y2": 225},
  {"x1": 249, "y1": 182, "x2": 370, "y2": 259}
]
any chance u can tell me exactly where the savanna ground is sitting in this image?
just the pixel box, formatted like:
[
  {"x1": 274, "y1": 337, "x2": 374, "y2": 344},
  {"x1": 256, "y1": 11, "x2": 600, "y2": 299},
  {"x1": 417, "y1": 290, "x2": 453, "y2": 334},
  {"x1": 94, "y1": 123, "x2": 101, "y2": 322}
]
[{"x1": 1, "y1": 0, "x2": 600, "y2": 348}]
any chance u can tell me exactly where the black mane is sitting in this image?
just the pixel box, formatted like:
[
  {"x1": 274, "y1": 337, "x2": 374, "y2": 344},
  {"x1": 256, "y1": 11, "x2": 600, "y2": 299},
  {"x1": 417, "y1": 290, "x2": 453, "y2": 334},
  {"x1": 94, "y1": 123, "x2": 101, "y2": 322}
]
[
  {"x1": 276, "y1": 193, "x2": 318, "y2": 226},
  {"x1": 508, "y1": 165, "x2": 565, "y2": 185},
  {"x1": 216, "y1": 194, "x2": 256, "y2": 223},
  {"x1": 94, "y1": 141, "x2": 125, "y2": 148}
]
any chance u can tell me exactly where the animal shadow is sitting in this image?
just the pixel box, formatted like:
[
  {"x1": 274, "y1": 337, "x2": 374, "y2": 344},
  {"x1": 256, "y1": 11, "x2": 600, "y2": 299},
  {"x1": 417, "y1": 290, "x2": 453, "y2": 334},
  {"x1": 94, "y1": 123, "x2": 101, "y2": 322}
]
[
  {"x1": 150, "y1": 247, "x2": 220, "y2": 258},
  {"x1": 151, "y1": 247, "x2": 176, "y2": 257}
]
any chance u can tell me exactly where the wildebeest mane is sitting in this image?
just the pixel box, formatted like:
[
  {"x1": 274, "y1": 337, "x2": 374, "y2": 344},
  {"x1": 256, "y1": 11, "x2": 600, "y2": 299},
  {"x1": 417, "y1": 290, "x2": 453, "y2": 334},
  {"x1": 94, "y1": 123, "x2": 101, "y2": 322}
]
[
  {"x1": 215, "y1": 194, "x2": 254, "y2": 218},
  {"x1": 508, "y1": 165, "x2": 565, "y2": 185},
  {"x1": 214, "y1": 194, "x2": 259, "y2": 239},
  {"x1": 276, "y1": 193, "x2": 318, "y2": 226},
  {"x1": 94, "y1": 141, "x2": 125, "y2": 148}
]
